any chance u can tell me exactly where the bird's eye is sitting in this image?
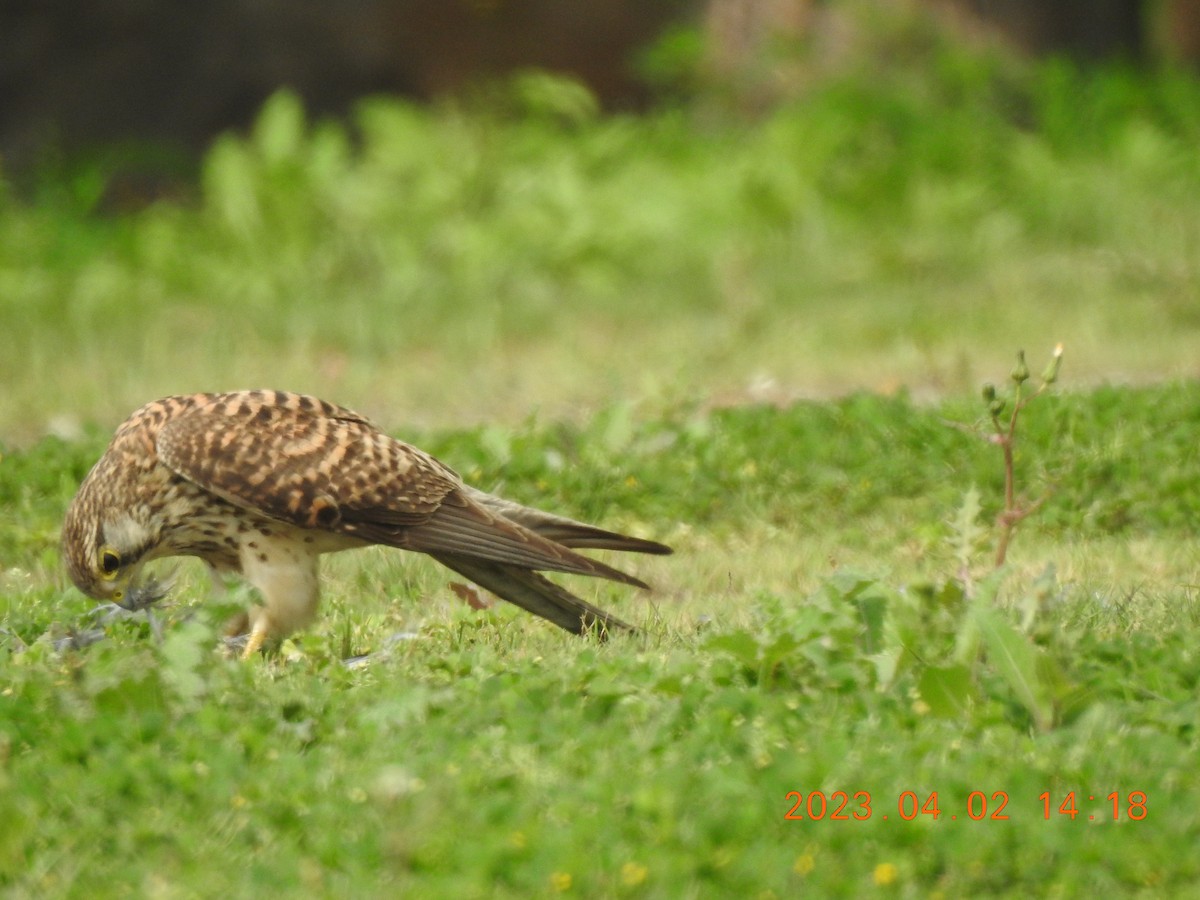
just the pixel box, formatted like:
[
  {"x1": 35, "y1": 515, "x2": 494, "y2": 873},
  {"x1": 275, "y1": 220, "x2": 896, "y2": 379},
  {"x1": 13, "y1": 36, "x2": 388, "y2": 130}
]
[{"x1": 99, "y1": 548, "x2": 121, "y2": 578}]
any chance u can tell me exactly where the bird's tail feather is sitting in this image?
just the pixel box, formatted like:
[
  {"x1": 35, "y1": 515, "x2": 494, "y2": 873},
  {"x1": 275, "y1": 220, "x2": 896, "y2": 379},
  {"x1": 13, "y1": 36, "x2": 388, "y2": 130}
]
[
  {"x1": 464, "y1": 487, "x2": 673, "y2": 556},
  {"x1": 430, "y1": 552, "x2": 636, "y2": 637}
]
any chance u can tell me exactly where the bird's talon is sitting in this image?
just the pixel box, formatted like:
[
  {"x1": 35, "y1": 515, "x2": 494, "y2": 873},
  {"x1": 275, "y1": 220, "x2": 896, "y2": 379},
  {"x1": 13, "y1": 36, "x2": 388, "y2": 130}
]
[{"x1": 241, "y1": 627, "x2": 268, "y2": 660}]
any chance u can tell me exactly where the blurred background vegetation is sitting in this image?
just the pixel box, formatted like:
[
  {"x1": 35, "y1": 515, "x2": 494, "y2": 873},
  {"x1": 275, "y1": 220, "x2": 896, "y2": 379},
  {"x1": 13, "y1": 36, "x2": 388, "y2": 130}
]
[{"x1": 1, "y1": 0, "x2": 1198, "y2": 442}]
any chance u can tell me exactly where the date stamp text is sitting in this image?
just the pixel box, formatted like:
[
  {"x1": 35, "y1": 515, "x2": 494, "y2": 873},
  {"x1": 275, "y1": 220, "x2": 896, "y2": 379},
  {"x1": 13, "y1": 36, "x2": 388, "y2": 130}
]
[{"x1": 783, "y1": 790, "x2": 1147, "y2": 822}]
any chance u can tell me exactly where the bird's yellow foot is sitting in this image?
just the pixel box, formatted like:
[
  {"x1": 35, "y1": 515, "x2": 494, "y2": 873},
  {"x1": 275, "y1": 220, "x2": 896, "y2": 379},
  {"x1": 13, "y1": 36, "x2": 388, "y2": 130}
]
[{"x1": 241, "y1": 623, "x2": 269, "y2": 659}]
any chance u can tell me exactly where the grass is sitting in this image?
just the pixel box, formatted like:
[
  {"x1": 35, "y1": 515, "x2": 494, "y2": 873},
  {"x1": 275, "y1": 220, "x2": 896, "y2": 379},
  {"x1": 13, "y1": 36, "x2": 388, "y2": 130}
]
[
  {"x1": 3, "y1": 383, "x2": 1200, "y2": 895},
  {"x1": 2, "y1": 28, "x2": 1200, "y2": 896},
  {"x1": 2, "y1": 56, "x2": 1200, "y2": 441}
]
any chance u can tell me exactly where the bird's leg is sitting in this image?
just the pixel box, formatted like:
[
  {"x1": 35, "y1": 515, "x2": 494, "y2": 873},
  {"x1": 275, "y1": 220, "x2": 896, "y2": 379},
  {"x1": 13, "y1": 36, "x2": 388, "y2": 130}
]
[{"x1": 236, "y1": 539, "x2": 321, "y2": 659}]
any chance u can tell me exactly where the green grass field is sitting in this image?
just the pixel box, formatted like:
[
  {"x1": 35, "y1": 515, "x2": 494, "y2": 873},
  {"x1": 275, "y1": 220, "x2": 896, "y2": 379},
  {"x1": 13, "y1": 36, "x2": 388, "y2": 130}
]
[{"x1": 2, "y1": 36, "x2": 1200, "y2": 897}]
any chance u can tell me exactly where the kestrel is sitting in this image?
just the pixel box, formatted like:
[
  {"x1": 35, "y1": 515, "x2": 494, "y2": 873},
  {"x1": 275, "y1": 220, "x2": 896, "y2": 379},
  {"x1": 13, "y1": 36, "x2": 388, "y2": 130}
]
[{"x1": 61, "y1": 390, "x2": 671, "y2": 656}]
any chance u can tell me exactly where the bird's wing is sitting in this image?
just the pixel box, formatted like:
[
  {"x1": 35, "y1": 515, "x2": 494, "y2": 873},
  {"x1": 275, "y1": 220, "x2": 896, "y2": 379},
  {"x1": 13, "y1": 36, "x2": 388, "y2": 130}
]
[
  {"x1": 154, "y1": 392, "x2": 659, "y2": 586},
  {"x1": 155, "y1": 392, "x2": 452, "y2": 529}
]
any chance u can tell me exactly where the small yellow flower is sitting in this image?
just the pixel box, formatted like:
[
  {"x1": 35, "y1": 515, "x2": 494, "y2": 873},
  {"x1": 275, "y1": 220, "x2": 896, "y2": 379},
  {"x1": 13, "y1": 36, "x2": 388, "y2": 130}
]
[
  {"x1": 793, "y1": 853, "x2": 815, "y2": 876},
  {"x1": 551, "y1": 872, "x2": 572, "y2": 892},
  {"x1": 873, "y1": 862, "x2": 898, "y2": 886},
  {"x1": 621, "y1": 862, "x2": 648, "y2": 886}
]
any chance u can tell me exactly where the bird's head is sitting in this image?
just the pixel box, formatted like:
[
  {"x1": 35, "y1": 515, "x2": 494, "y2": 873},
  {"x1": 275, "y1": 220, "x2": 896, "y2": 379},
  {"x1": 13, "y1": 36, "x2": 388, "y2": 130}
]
[{"x1": 61, "y1": 482, "x2": 171, "y2": 611}]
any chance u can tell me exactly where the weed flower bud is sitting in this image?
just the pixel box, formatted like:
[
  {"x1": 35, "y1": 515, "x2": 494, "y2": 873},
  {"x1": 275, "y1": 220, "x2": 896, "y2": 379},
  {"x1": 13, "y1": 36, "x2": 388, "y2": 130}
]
[
  {"x1": 981, "y1": 383, "x2": 997, "y2": 403},
  {"x1": 1041, "y1": 343, "x2": 1064, "y2": 385},
  {"x1": 989, "y1": 397, "x2": 1007, "y2": 417},
  {"x1": 1011, "y1": 350, "x2": 1030, "y2": 385}
]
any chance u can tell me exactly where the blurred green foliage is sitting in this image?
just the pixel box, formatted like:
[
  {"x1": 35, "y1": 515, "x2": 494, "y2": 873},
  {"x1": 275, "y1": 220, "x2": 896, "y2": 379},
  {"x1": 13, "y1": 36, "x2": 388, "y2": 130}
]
[{"x1": 1, "y1": 54, "x2": 1199, "y2": 436}]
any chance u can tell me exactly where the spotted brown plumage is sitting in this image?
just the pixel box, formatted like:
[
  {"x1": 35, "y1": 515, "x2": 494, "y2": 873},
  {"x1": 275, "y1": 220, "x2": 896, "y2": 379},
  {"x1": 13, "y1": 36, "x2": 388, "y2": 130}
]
[{"x1": 61, "y1": 390, "x2": 672, "y2": 655}]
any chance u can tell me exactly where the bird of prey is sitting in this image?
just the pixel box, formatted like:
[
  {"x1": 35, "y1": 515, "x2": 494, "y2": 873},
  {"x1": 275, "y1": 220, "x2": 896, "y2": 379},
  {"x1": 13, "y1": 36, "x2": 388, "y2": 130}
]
[{"x1": 61, "y1": 390, "x2": 671, "y2": 656}]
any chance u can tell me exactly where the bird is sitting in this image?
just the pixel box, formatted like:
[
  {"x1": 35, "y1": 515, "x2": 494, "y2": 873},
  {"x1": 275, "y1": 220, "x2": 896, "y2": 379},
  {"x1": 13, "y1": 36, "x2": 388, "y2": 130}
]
[{"x1": 60, "y1": 390, "x2": 672, "y2": 657}]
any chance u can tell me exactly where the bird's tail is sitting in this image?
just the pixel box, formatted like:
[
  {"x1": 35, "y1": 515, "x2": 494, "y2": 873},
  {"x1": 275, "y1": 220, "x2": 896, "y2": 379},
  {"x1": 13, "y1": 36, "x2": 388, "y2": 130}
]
[
  {"x1": 430, "y1": 552, "x2": 636, "y2": 637},
  {"x1": 463, "y1": 487, "x2": 673, "y2": 556}
]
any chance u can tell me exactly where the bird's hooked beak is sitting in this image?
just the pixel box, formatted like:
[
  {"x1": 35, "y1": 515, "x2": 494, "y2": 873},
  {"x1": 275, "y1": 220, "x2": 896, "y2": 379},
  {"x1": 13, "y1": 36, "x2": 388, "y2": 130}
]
[{"x1": 112, "y1": 567, "x2": 177, "y2": 612}]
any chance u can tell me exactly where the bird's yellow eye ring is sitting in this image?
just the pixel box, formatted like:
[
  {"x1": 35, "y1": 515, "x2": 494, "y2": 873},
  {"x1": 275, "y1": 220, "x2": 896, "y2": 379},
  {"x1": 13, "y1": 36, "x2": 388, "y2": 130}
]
[{"x1": 99, "y1": 548, "x2": 121, "y2": 578}]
